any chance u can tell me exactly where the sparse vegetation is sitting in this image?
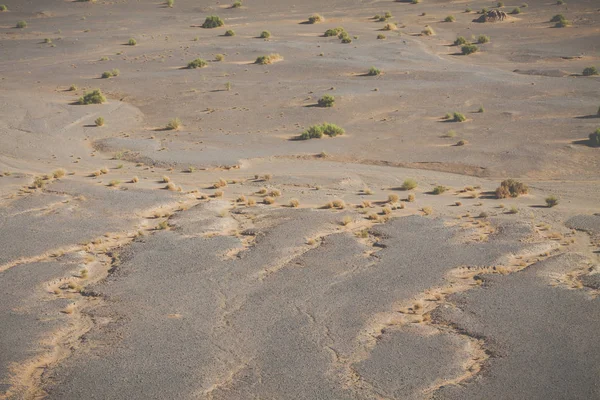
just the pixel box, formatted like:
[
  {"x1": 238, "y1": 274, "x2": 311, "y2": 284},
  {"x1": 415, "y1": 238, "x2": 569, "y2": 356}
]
[
  {"x1": 215, "y1": 54, "x2": 224, "y2": 62},
  {"x1": 452, "y1": 112, "x2": 467, "y2": 122},
  {"x1": 187, "y1": 58, "x2": 207, "y2": 69},
  {"x1": 166, "y1": 118, "x2": 181, "y2": 130},
  {"x1": 545, "y1": 196, "x2": 559, "y2": 207},
  {"x1": 324, "y1": 27, "x2": 345, "y2": 37},
  {"x1": 402, "y1": 179, "x2": 418, "y2": 190},
  {"x1": 299, "y1": 123, "x2": 344, "y2": 140},
  {"x1": 422, "y1": 206, "x2": 433, "y2": 215},
  {"x1": 444, "y1": 15, "x2": 455, "y2": 22},
  {"x1": 454, "y1": 36, "x2": 467, "y2": 46},
  {"x1": 421, "y1": 26, "x2": 435, "y2": 36},
  {"x1": 511, "y1": 7, "x2": 521, "y2": 14},
  {"x1": 383, "y1": 23, "x2": 397, "y2": 31},
  {"x1": 231, "y1": 1, "x2": 242, "y2": 8},
  {"x1": 588, "y1": 128, "x2": 600, "y2": 147},
  {"x1": 432, "y1": 186, "x2": 447, "y2": 195},
  {"x1": 78, "y1": 89, "x2": 106, "y2": 105},
  {"x1": 289, "y1": 199, "x2": 300, "y2": 207},
  {"x1": 461, "y1": 44, "x2": 478, "y2": 55},
  {"x1": 202, "y1": 15, "x2": 224, "y2": 29},
  {"x1": 582, "y1": 66, "x2": 598, "y2": 76},
  {"x1": 388, "y1": 194, "x2": 399, "y2": 203},
  {"x1": 260, "y1": 31, "x2": 271, "y2": 39},
  {"x1": 128, "y1": 38, "x2": 137, "y2": 46},
  {"x1": 367, "y1": 67, "x2": 381, "y2": 76},
  {"x1": 318, "y1": 94, "x2": 335, "y2": 107},
  {"x1": 377, "y1": 34, "x2": 386, "y2": 40},
  {"x1": 495, "y1": 179, "x2": 529, "y2": 198},
  {"x1": 108, "y1": 180, "x2": 121, "y2": 187},
  {"x1": 224, "y1": 29, "x2": 235, "y2": 36},
  {"x1": 264, "y1": 196, "x2": 275, "y2": 204},
  {"x1": 407, "y1": 193, "x2": 416, "y2": 202},
  {"x1": 69, "y1": 85, "x2": 77, "y2": 91},
  {"x1": 255, "y1": 54, "x2": 282, "y2": 65},
  {"x1": 308, "y1": 14, "x2": 324, "y2": 24},
  {"x1": 0, "y1": 5, "x2": 7, "y2": 11},
  {"x1": 16, "y1": 20, "x2": 27, "y2": 29},
  {"x1": 477, "y1": 35, "x2": 490, "y2": 44},
  {"x1": 456, "y1": 139, "x2": 467, "y2": 146},
  {"x1": 95, "y1": 117, "x2": 105, "y2": 126}
]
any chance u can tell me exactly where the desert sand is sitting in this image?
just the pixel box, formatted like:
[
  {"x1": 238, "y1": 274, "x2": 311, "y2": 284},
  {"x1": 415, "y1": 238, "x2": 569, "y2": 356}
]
[{"x1": 0, "y1": 0, "x2": 598, "y2": 399}]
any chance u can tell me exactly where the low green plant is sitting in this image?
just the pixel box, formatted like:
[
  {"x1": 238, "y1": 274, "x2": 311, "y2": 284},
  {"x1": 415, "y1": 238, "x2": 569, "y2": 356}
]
[
  {"x1": 231, "y1": 1, "x2": 242, "y2": 8},
  {"x1": 128, "y1": 38, "x2": 137, "y2": 46},
  {"x1": 445, "y1": 15, "x2": 455, "y2": 22},
  {"x1": 166, "y1": 118, "x2": 181, "y2": 130},
  {"x1": 432, "y1": 185, "x2": 447, "y2": 195},
  {"x1": 255, "y1": 54, "x2": 282, "y2": 65},
  {"x1": 318, "y1": 94, "x2": 335, "y2": 107},
  {"x1": 550, "y1": 14, "x2": 565, "y2": 22},
  {"x1": 69, "y1": 84, "x2": 77, "y2": 91},
  {"x1": 308, "y1": 14, "x2": 324, "y2": 24},
  {"x1": 215, "y1": 54, "x2": 224, "y2": 61},
  {"x1": 95, "y1": 117, "x2": 105, "y2": 126},
  {"x1": 545, "y1": 196, "x2": 559, "y2": 207},
  {"x1": 453, "y1": 112, "x2": 466, "y2": 122},
  {"x1": 495, "y1": 179, "x2": 528, "y2": 198},
  {"x1": 202, "y1": 15, "x2": 224, "y2": 28},
  {"x1": 401, "y1": 179, "x2": 418, "y2": 190},
  {"x1": 166, "y1": 0, "x2": 174, "y2": 7},
  {"x1": 0, "y1": 5, "x2": 7, "y2": 11},
  {"x1": 324, "y1": 27, "x2": 345, "y2": 37},
  {"x1": 16, "y1": 20, "x2": 27, "y2": 29},
  {"x1": 421, "y1": 26, "x2": 435, "y2": 36},
  {"x1": 368, "y1": 66, "x2": 381, "y2": 76},
  {"x1": 187, "y1": 58, "x2": 207, "y2": 69},
  {"x1": 478, "y1": 105, "x2": 485, "y2": 113},
  {"x1": 511, "y1": 7, "x2": 521, "y2": 14},
  {"x1": 299, "y1": 123, "x2": 344, "y2": 140},
  {"x1": 454, "y1": 36, "x2": 467, "y2": 46},
  {"x1": 589, "y1": 128, "x2": 600, "y2": 147},
  {"x1": 78, "y1": 89, "x2": 106, "y2": 105},
  {"x1": 260, "y1": 30, "x2": 271, "y2": 39},
  {"x1": 582, "y1": 66, "x2": 598, "y2": 76},
  {"x1": 377, "y1": 34, "x2": 386, "y2": 40},
  {"x1": 462, "y1": 44, "x2": 478, "y2": 55},
  {"x1": 383, "y1": 23, "x2": 397, "y2": 31},
  {"x1": 224, "y1": 29, "x2": 235, "y2": 36},
  {"x1": 477, "y1": 35, "x2": 490, "y2": 44}
]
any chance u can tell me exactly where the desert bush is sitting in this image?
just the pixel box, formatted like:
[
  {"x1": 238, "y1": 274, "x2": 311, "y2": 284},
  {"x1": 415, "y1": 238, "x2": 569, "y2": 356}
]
[
  {"x1": 324, "y1": 27, "x2": 345, "y2": 37},
  {"x1": 557, "y1": 0, "x2": 565, "y2": 4},
  {"x1": 550, "y1": 14, "x2": 565, "y2": 22},
  {"x1": 454, "y1": 36, "x2": 467, "y2": 46},
  {"x1": 332, "y1": 199, "x2": 345, "y2": 209},
  {"x1": 497, "y1": 1, "x2": 504, "y2": 7},
  {"x1": 255, "y1": 54, "x2": 282, "y2": 65},
  {"x1": 422, "y1": 26, "x2": 435, "y2": 36},
  {"x1": 318, "y1": 94, "x2": 335, "y2": 107},
  {"x1": 131, "y1": 176, "x2": 139, "y2": 183},
  {"x1": 388, "y1": 193, "x2": 399, "y2": 203},
  {"x1": 128, "y1": 38, "x2": 137, "y2": 45},
  {"x1": 299, "y1": 125, "x2": 319, "y2": 140},
  {"x1": 461, "y1": 44, "x2": 478, "y2": 55},
  {"x1": 264, "y1": 196, "x2": 275, "y2": 204},
  {"x1": 166, "y1": 0, "x2": 174, "y2": 7},
  {"x1": 377, "y1": 34, "x2": 386, "y2": 39},
  {"x1": 270, "y1": 189, "x2": 282, "y2": 197},
  {"x1": 108, "y1": 180, "x2": 121, "y2": 187},
  {"x1": 289, "y1": 199, "x2": 300, "y2": 207},
  {"x1": 308, "y1": 14, "x2": 324, "y2": 24},
  {"x1": 401, "y1": 178, "x2": 418, "y2": 190},
  {"x1": 511, "y1": 7, "x2": 521, "y2": 14},
  {"x1": 95, "y1": 117, "x2": 105, "y2": 126},
  {"x1": 507, "y1": 206, "x2": 519, "y2": 214},
  {"x1": 432, "y1": 185, "x2": 447, "y2": 195},
  {"x1": 412, "y1": 0, "x2": 420, "y2": 3},
  {"x1": 453, "y1": 112, "x2": 467, "y2": 122},
  {"x1": 166, "y1": 118, "x2": 181, "y2": 130},
  {"x1": 215, "y1": 54, "x2": 224, "y2": 61},
  {"x1": 202, "y1": 16, "x2": 224, "y2": 28},
  {"x1": 407, "y1": 193, "x2": 416, "y2": 202},
  {"x1": 384, "y1": 11, "x2": 392, "y2": 19},
  {"x1": 78, "y1": 89, "x2": 106, "y2": 105},
  {"x1": 69, "y1": 85, "x2": 77, "y2": 91},
  {"x1": 16, "y1": 20, "x2": 27, "y2": 29},
  {"x1": 422, "y1": 206, "x2": 433, "y2": 215},
  {"x1": 187, "y1": 58, "x2": 207, "y2": 69},
  {"x1": 545, "y1": 196, "x2": 559, "y2": 207},
  {"x1": 554, "y1": 17, "x2": 570, "y2": 27},
  {"x1": 477, "y1": 35, "x2": 490, "y2": 44},
  {"x1": 341, "y1": 36, "x2": 352, "y2": 44},
  {"x1": 52, "y1": 169, "x2": 66, "y2": 178},
  {"x1": 478, "y1": 105, "x2": 485, "y2": 113},
  {"x1": 232, "y1": 1, "x2": 242, "y2": 8},
  {"x1": 445, "y1": 15, "x2": 455, "y2": 22},
  {"x1": 495, "y1": 179, "x2": 528, "y2": 198},
  {"x1": 456, "y1": 139, "x2": 467, "y2": 146},
  {"x1": 321, "y1": 122, "x2": 344, "y2": 137},
  {"x1": 368, "y1": 66, "x2": 381, "y2": 76},
  {"x1": 465, "y1": 7, "x2": 472, "y2": 12},
  {"x1": 582, "y1": 66, "x2": 598, "y2": 76},
  {"x1": 383, "y1": 23, "x2": 397, "y2": 31},
  {"x1": 588, "y1": 128, "x2": 600, "y2": 147},
  {"x1": 44, "y1": 38, "x2": 52, "y2": 44},
  {"x1": 101, "y1": 71, "x2": 112, "y2": 79},
  {"x1": 0, "y1": 5, "x2": 7, "y2": 11},
  {"x1": 224, "y1": 29, "x2": 235, "y2": 36},
  {"x1": 260, "y1": 30, "x2": 271, "y2": 39},
  {"x1": 445, "y1": 130, "x2": 457, "y2": 138}
]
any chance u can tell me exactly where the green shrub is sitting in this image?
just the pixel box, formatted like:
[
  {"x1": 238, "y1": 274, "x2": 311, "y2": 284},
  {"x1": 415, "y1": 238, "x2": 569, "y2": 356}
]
[
  {"x1": 462, "y1": 44, "x2": 478, "y2": 55},
  {"x1": 69, "y1": 84, "x2": 77, "y2": 91},
  {"x1": 324, "y1": 27, "x2": 345, "y2": 37},
  {"x1": 0, "y1": 5, "x2": 7, "y2": 11},
  {"x1": 102, "y1": 71, "x2": 113, "y2": 78},
  {"x1": 110, "y1": 68, "x2": 119, "y2": 76},
  {"x1": 215, "y1": 54, "x2": 224, "y2": 61},
  {"x1": 377, "y1": 34, "x2": 386, "y2": 40},
  {"x1": 589, "y1": 128, "x2": 600, "y2": 147},
  {"x1": 550, "y1": 14, "x2": 565, "y2": 22},
  {"x1": 308, "y1": 14, "x2": 324, "y2": 24},
  {"x1": 557, "y1": 0, "x2": 565, "y2": 4},
  {"x1": 255, "y1": 53, "x2": 282, "y2": 64},
  {"x1": 187, "y1": 58, "x2": 207, "y2": 68},
  {"x1": 456, "y1": 139, "x2": 467, "y2": 146},
  {"x1": 495, "y1": 179, "x2": 528, "y2": 198},
  {"x1": 224, "y1": 29, "x2": 235, "y2": 36},
  {"x1": 477, "y1": 35, "x2": 490, "y2": 44},
  {"x1": 318, "y1": 94, "x2": 335, "y2": 107},
  {"x1": 478, "y1": 105, "x2": 485, "y2": 113},
  {"x1": 421, "y1": 26, "x2": 435, "y2": 36},
  {"x1": 401, "y1": 179, "x2": 418, "y2": 190},
  {"x1": 128, "y1": 38, "x2": 137, "y2": 45},
  {"x1": 231, "y1": 1, "x2": 242, "y2": 8},
  {"x1": 511, "y1": 7, "x2": 521, "y2": 14},
  {"x1": 384, "y1": 11, "x2": 392, "y2": 19},
  {"x1": 545, "y1": 196, "x2": 559, "y2": 207},
  {"x1": 299, "y1": 123, "x2": 344, "y2": 140},
  {"x1": 453, "y1": 112, "x2": 466, "y2": 122},
  {"x1": 497, "y1": 1, "x2": 504, "y2": 7},
  {"x1": 341, "y1": 36, "x2": 352, "y2": 43},
  {"x1": 555, "y1": 19, "x2": 570, "y2": 27},
  {"x1": 454, "y1": 36, "x2": 467, "y2": 46},
  {"x1": 582, "y1": 66, "x2": 598, "y2": 76},
  {"x1": 445, "y1": 15, "x2": 455, "y2": 22},
  {"x1": 166, "y1": 118, "x2": 181, "y2": 130},
  {"x1": 202, "y1": 15, "x2": 224, "y2": 28},
  {"x1": 95, "y1": 117, "x2": 105, "y2": 126},
  {"x1": 260, "y1": 30, "x2": 271, "y2": 39},
  {"x1": 78, "y1": 89, "x2": 106, "y2": 105},
  {"x1": 16, "y1": 20, "x2": 27, "y2": 29},
  {"x1": 432, "y1": 185, "x2": 447, "y2": 195},
  {"x1": 412, "y1": 0, "x2": 420, "y2": 3},
  {"x1": 383, "y1": 23, "x2": 397, "y2": 31},
  {"x1": 465, "y1": 7, "x2": 472, "y2": 12},
  {"x1": 166, "y1": 0, "x2": 174, "y2": 7},
  {"x1": 368, "y1": 66, "x2": 381, "y2": 76}
]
